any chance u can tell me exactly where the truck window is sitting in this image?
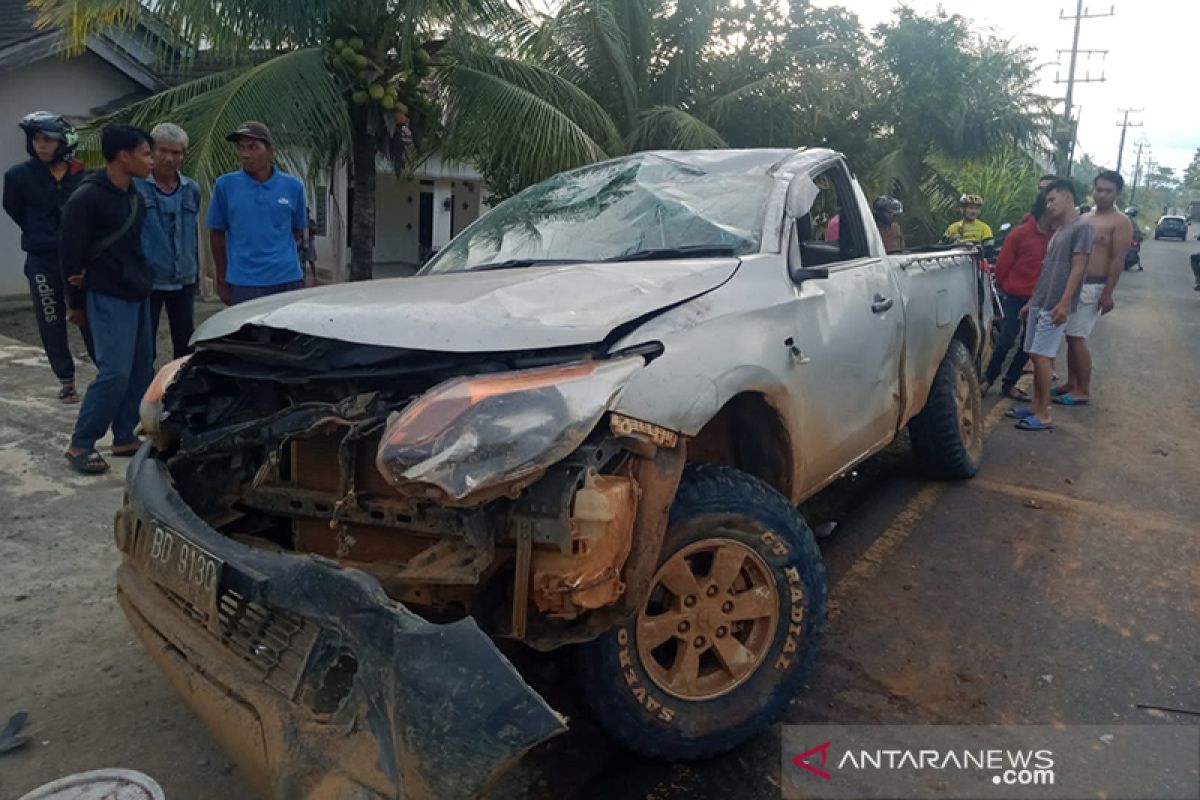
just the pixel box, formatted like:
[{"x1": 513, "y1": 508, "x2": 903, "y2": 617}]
[{"x1": 793, "y1": 165, "x2": 869, "y2": 268}]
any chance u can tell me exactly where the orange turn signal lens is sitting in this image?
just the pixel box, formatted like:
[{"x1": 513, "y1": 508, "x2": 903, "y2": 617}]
[{"x1": 143, "y1": 355, "x2": 192, "y2": 405}]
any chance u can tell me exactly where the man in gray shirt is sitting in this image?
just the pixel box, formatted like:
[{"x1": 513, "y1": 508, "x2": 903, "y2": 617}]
[{"x1": 1008, "y1": 179, "x2": 1093, "y2": 431}]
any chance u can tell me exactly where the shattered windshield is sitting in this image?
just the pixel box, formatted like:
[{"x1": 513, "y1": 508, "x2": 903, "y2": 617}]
[{"x1": 424, "y1": 155, "x2": 774, "y2": 274}]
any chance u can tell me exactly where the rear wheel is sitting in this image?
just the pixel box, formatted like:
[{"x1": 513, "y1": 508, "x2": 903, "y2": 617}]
[
  {"x1": 907, "y1": 338, "x2": 983, "y2": 480},
  {"x1": 576, "y1": 464, "x2": 826, "y2": 759}
]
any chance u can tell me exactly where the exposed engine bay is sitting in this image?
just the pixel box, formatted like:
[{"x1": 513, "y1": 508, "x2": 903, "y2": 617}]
[{"x1": 151, "y1": 325, "x2": 677, "y2": 648}]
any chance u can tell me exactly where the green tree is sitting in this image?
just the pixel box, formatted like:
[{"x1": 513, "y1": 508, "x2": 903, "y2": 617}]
[
  {"x1": 1182, "y1": 148, "x2": 1200, "y2": 194},
  {"x1": 437, "y1": 0, "x2": 868, "y2": 201},
  {"x1": 864, "y1": 9, "x2": 1050, "y2": 241},
  {"x1": 32, "y1": 0, "x2": 504, "y2": 280}
]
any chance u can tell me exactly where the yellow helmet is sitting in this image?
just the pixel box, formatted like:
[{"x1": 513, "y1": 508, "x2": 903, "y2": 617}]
[{"x1": 960, "y1": 194, "x2": 984, "y2": 206}]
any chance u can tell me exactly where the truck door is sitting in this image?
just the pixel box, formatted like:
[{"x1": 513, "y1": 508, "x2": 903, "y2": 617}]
[{"x1": 787, "y1": 163, "x2": 905, "y2": 489}]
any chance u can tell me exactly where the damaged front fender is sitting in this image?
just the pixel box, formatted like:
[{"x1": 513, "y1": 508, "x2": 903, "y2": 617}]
[{"x1": 119, "y1": 450, "x2": 567, "y2": 799}]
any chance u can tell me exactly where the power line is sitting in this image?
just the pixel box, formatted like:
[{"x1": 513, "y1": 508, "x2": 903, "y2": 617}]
[
  {"x1": 1053, "y1": 1, "x2": 1114, "y2": 177},
  {"x1": 1114, "y1": 108, "x2": 1143, "y2": 175}
]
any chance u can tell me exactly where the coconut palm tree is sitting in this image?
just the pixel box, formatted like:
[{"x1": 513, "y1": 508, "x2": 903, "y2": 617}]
[
  {"x1": 435, "y1": 0, "x2": 870, "y2": 201},
  {"x1": 30, "y1": 0, "x2": 508, "y2": 280}
]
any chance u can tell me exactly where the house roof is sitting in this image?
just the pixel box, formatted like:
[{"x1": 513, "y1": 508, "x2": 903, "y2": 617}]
[
  {"x1": 0, "y1": 0, "x2": 42, "y2": 51},
  {"x1": 0, "y1": 0, "x2": 168, "y2": 92}
]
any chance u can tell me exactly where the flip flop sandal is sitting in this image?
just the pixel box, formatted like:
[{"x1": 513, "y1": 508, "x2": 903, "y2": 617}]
[
  {"x1": 1001, "y1": 386, "x2": 1031, "y2": 401},
  {"x1": 1050, "y1": 386, "x2": 1069, "y2": 397},
  {"x1": 111, "y1": 441, "x2": 142, "y2": 457},
  {"x1": 65, "y1": 449, "x2": 110, "y2": 474},
  {"x1": 1015, "y1": 417, "x2": 1054, "y2": 431},
  {"x1": 1053, "y1": 394, "x2": 1089, "y2": 406},
  {"x1": 57, "y1": 385, "x2": 80, "y2": 404},
  {"x1": 1005, "y1": 406, "x2": 1035, "y2": 419},
  {"x1": 0, "y1": 711, "x2": 29, "y2": 754}
]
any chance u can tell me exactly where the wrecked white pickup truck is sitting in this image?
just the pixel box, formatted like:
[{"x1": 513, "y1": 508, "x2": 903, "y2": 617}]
[{"x1": 115, "y1": 148, "x2": 990, "y2": 799}]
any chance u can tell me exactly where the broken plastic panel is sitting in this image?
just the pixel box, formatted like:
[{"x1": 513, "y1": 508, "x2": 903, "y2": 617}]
[
  {"x1": 376, "y1": 358, "x2": 644, "y2": 500},
  {"x1": 426, "y1": 153, "x2": 776, "y2": 273}
]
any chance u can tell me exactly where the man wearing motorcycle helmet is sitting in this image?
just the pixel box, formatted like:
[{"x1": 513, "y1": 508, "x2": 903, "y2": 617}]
[
  {"x1": 872, "y1": 195, "x2": 906, "y2": 252},
  {"x1": 944, "y1": 193, "x2": 996, "y2": 258},
  {"x1": 3, "y1": 111, "x2": 95, "y2": 402}
]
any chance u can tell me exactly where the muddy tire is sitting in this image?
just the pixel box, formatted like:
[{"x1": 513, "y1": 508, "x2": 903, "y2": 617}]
[
  {"x1": 576, "y1": 463, "x2": 826, "y2": 760},
  {"x1": 907, "y1": 338, "x2": 983, "y2": 480}
]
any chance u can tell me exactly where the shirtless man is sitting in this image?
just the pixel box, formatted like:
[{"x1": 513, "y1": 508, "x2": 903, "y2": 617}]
[{"x1": 1052, "y1": 170, "x2": 1132, "y2": 406}]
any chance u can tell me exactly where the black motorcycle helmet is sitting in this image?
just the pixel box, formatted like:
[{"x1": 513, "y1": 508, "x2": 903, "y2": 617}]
[
  {"x1": 18, "y1": 111, "x2": 79, "y2": 162},
  {"x1": 873, "y1": 195, "x2": 903, "y2": 225}
]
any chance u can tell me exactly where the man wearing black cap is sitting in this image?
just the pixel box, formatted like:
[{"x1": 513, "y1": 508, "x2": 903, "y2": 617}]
[{"x1": 206, "y1": 121, "x2": 308, "y2": 305}]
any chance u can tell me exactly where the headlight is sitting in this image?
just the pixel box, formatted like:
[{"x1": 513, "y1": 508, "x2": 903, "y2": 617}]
[
  {"x1": 376, "y1": 358, "x2": 643, "y2": 500},
  {"x1": 138, "y1": 355, "x2": 191, "y2": 447}
]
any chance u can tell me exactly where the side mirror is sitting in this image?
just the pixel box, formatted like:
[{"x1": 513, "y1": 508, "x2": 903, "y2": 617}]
[{"x1": 793, "y1": 266, "x2": 829, "y2": 282}]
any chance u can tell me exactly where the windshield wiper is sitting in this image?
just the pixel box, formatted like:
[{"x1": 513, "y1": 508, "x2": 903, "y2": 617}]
[
  {"x1": 468, "y1": 258, "x2": 587, "y2": 272},
  {"x1": 605, "y1": 245, "x2": 737, "y2": 262}
]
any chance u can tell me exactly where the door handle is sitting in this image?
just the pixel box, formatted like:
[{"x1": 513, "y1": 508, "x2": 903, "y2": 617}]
[{"x1": 871, "y1": 294, "x2": 894, "y2": 313}]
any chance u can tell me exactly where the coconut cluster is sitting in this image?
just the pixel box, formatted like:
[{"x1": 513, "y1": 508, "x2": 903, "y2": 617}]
[{"x1": 325, "y1": 33, "x2": 437, "y2": 127}]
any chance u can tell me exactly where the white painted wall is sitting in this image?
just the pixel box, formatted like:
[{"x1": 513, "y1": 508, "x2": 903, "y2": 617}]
[
  {"x1": 373, "y1": 174, "x2": 423, "y2": 266},
  {"x1": 0, "y1": 53, "x2": 142, "y2": 295},
  {"x1": 373, "y1": 173, "x2": 484, "y2": 268}
]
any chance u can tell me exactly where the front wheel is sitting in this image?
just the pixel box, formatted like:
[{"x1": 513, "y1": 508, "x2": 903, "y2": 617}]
[
  {"x1": 907, "y1": 338, "x2": 983, "y2": 480},
  {"x1": 576, "y1": 464, "x2": 826, "y2": 760}
]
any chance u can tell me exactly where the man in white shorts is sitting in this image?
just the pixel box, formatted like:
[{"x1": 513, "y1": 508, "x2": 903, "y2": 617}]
[
  {"x1": 1009, "y1": 180, "x2": 1093, "y2": 431},
  {"x1": 1052, "y1": 170, "x2": 1132, "y2": 406}
]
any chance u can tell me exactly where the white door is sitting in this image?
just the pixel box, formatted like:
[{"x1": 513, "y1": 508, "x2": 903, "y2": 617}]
[{"x1": 786, "y1": 165, "x2": 904, "y2": 491}]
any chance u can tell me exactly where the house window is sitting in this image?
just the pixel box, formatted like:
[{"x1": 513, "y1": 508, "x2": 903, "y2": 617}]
[{"x1": 313, "y1": 185, "x2": 328, "y2": 236}]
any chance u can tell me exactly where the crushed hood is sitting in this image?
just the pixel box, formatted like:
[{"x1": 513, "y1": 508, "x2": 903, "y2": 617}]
[{"x1": 194, "y1": 258, "x2": 740, "y2": 352}]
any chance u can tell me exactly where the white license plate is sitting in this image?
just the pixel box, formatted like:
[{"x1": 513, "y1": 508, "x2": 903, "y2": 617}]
[{"x1": 140, "y1": 522, "x2": 223, "y2": 616}]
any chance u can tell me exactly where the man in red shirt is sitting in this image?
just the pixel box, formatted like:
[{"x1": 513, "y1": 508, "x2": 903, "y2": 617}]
[{"x1": 982, "y1": 194, "x2": 1053, "y2": 399}]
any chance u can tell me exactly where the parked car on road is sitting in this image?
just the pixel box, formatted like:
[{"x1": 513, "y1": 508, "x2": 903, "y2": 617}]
[
  {"x1": 117, "y1": 148, "x2": 992, "y2": 799},
  {"x1": 1155, "y1": 215, "x2": 1189, "y2": 240}
]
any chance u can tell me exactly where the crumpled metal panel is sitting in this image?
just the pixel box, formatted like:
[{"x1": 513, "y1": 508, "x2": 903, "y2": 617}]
[
  {"x1": 123, "y1": 450, "x2": 567, "y2": 799},
  {"x1": 192, "y1": 259, "x2": 740, "y2": 353}
]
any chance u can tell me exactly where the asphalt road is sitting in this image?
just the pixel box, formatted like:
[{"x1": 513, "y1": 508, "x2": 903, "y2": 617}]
[{"x1": 1, "y1": 236, "x2": 1196, "y2": 799}]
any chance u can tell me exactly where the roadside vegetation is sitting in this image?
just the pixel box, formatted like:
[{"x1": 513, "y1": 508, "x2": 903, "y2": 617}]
[{"x1": 34, "y1": 0, "x2": 1054, "y2": 274}]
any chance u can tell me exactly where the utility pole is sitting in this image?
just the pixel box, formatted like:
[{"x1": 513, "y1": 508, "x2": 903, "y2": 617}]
[
  {"x1": 1053, "y1": 1, "x2": 1113, "y2": 177},
  {"x1": 1114, "y1": 107, "x2": 1143, "y2": 174},
  {"x1": 1129, "y1": 138, "x2": 1149, "y2": 206}
]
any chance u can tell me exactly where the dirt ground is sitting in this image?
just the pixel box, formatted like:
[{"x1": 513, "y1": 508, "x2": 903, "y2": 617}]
[{"x1": 1, "y1": 239, "x2": 1197, "y2": 799}]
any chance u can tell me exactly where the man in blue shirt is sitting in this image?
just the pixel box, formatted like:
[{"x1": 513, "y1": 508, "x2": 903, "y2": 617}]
[
  {"x1": 206, "y1": 121, "x2": 307, "y2": 305},
  {"x1": 136, "y1": 122, "x2": 200, "y2": 359}
]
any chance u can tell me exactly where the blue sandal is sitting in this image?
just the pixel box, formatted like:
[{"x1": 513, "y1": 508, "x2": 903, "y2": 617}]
[
  {"x1": 1052, "y1": 394, "x2": 1089, "y2": 406},
  {"x1": 1015, "y1": 417, "x2": 1054, "y2": 431},
  {"x1": 1005, "y1": 406, "x2": 1035, "y2": 419}
]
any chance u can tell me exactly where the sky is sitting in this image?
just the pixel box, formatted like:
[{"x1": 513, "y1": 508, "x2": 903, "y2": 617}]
[{"x1": 816, "y1": 0, "x2": 1199, "y2": 178}]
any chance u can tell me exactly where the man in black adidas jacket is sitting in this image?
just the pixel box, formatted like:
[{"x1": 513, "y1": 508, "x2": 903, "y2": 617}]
[
  {"x1": 61, "y1": 124, "x2": 156, "y2": 475},
  {"x1": 2, "y1": 112, "x2": 96, "y2": 401}
]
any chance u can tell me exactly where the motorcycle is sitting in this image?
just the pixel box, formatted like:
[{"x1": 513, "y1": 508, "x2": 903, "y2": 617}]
[{"x1": 1124, "y1": 228, "x2": 1143, "y2": 271}]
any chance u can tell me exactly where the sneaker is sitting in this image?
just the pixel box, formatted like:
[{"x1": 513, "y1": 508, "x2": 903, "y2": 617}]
[{"x1": 58, "y1": 385, "x2": 80, "y2": 404}]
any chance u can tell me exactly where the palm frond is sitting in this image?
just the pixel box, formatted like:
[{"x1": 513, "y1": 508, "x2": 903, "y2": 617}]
[
  {"x1": 438, "y1": 48, "x2": 619, "y2": 196},
  {"x1": 650, "y1": 0, "x2": 720, "y2": 106},
  {"x1": 626, "y1": 106, "x2": 726, "y2": 152},
  {"x1": 551, "y1": 0, "x2": 640, "y2": 126},
  {"x1": 80, "y1": 48, "x2": 351, "y2": 191}
]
